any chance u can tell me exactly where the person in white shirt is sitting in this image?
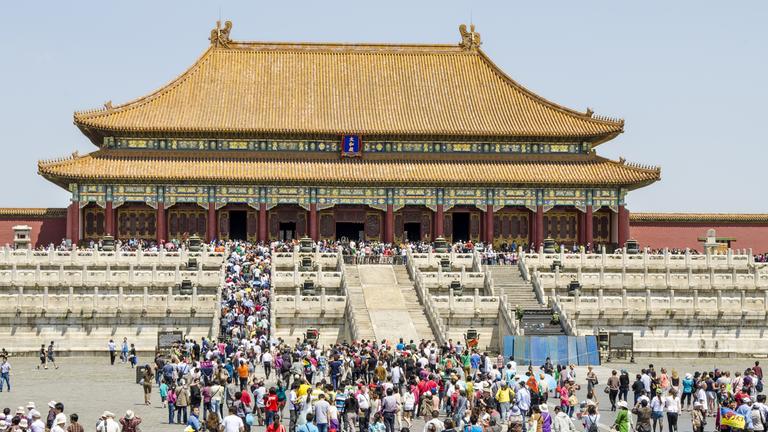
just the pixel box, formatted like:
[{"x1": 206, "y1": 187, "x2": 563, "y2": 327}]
[
  {"x1": 96, "y1": 412, "x2": 120, "y2": 432},
  {"x1": 664, "y1": 389, "x2": 681, "y2": 432},
  {"x1": 222, "y1": 406, "x2": 245, "y2": 432},
  {"x1": 29, "y1": 411, "x2": 45, "y2": 432},
  {"x1": 51, "y1": 416, "x2": 66, "y2": 432}
]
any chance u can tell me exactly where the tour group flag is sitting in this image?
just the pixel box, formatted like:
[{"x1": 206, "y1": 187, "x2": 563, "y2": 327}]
[{"x1": 720, "y1": 407, "x2": 746, "y2": 429}]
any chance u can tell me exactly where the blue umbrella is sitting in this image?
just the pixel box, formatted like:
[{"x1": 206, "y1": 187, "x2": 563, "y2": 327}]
[{"x1": 538, "y1": 373, "x2": 557, "y2": 391}]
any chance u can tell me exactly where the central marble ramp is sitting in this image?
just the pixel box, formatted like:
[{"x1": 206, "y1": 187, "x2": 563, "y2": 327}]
[{"x1": 357, "y1": 265, "x2": 420, "y2": 343}]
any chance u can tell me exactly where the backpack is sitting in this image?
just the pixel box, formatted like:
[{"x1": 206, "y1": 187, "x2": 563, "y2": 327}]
[{"x1": 587, "y1": 415, "x2": 599, "y2": 432}]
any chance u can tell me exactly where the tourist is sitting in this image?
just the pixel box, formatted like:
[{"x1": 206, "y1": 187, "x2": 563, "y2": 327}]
[
  {"x1": 664, "y1": 388, "x2": 681, "y2": 432},
  {"x1": 613, "y1": 401, "x2": 631, "y2": 432},
  {"x1": 633, "y1": 399, "x2": 652, "y2": 432},
  {"x1": 167, "y1": 385, "x2": 177, "y2": 424},
  {"x1": 141, "y1": 365, "x2": 153, "y2": 405},
  {"x1": 206, "y1": 410, "x2": 222, "y2": 432},
  {"x1": 222, "y1": 406, "x2": 245, "y2": 432},
  {"x1": 47, "y1": 341, "x2": 59, "y2": 369},
  {"x1": 508, "y1": 406, "x2": 524, "y2": 432},
  {"x1": 30, "y1": 410, "x2": 45, "y2": 432},
  {"x1": 650, "y1": 389, "x2": 665, "y2": 432},
  {"x1": 176, "y1": 381, "x2": 190, "y2": 424},
  {"x1": 552, "y1": 406, "x2": 576, "y2": 432},
  {"x1": 37, "y1": 344, "x2": 47, "y2": 369},
  {"x1": 121, "y1": 338, "x2": 129, "y2": 364},
  {"x1": 118, "y1": 410, "x2": 141, "y2": 432},
  {"x1": 96, "y1": 411, "x2": 119, "y2": 432},
  {"x1": 0, "y1": 356, "x2": 10, "y2": 392},
  {"x1": 66, "y1": 413, "x2": 83, "y2": 432},
  {"x1": 690, "y1": 402, "x2": 706, "y2": 432},
  {"x1": 107, "y1": 340, "x2": 116, "y2": 365},
  {"x1": 607, "y1": 369, "x2": 621, "y2": 411},
  {"x1": 582, "y1": 403, "x2": 600, "y2": 432},
  {"x1": 187, "y1": 406, "x2": 202, "y2": 432},
  {"x1": 495, "y1": 382, "x2": 513, "y2": 421},
  {"x1": 300, "y1": 413, "x2": 319, "y2": 432}
]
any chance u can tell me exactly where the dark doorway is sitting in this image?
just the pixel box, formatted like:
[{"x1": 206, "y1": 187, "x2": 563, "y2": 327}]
[
  {"x1": 404, "y1": 222, "x2": 421, "y2": 242},
  {"x1": 279, "y1": 222, "x2": 296, "y2": 242},
  {"x1": 452, "y1": 213, "x2": 470, "y2": 242},
  {"x1": 336, "y1": 223, "x2": 364, "y2": 241},
  {"x1": 229, "y1": 211, "x2": 248, "y2": 240}
]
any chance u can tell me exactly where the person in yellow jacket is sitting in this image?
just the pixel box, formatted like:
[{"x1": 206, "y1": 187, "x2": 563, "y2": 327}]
[{"x1": 496, "y1": 381, "x2": 515, "y2": 422}]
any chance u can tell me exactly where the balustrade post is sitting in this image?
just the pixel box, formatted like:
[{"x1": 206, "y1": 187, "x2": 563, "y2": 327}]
[
  {"x1": 448, "y1": 287, "x2": 455, "y2": 314},
  {"x1": 43, "y1": 286, "x2": 49, "y2": 310},
  {"x1": 599, "y1": 267, "x2": 605, "y2": 288},
  {"x1": 666, "y1": 268, "x2": 671, "y2": 289},
  {"x1": 48, "y1": 248, "x2": 54, "y2": 264},
  {"x1": 151, "y1": 264, "x2": 158, "y2": 287},
  {"x1": 693, "y1": 288, "x2": 699, "y2": 312},
  {"x1": 621, "y1": 288, "x2": 627, "y2": 311},
  {"x1": 167, "y1": 286, "x2": 172, "y2": 311},
  {"x1": 577, "y1": 267, "x2": 582, "y2": 284},
  {"x1": 621, "y1": 267, "x2": 626, "y2": 289},
  {"x1": 105, "y1": 263, "x2": 111, "y2": 285},
  {"x1": 175, "y1": 264, "x2": 181, "y2": 284},
  {"x1": 82, "y1": 264, "x2": 87, "y2": 286},
  {"x1": 740, "y1": 289, "x2": 746, "y2": 313},
  {"x1": 554, "y1": 266, "x2": 560, "y2": 289},
  {"x1": 129, "y1": 263, "x2": 135, "y2": 285},
  {"x1": 461, "y1": 266, "x2": 466, "y2": 286},
  {"x1": 321, "y1": 286, "x2": 326, "y2": 312},
  {"x1": 598, "y1": 288, "x2": 604, "y2": 310},
  {"x1": 708, "y1": 267, "x2": 714, "y2": 289},
  {"x1": 17, "y1": 285, "x2": 23, "y2": 309},
  {"x1": 35, "y1": 264, "x2": 41, "y2": 287},
  {"x1": 716, "y1": 289, "x2": 723, "y2": 314},
  {"x1": 143, "y1": 286, "x2": 148, "y2": 311},
  {"x1": 192, "y1": 284, "x2": 198, "y2": 310},
  {"x1": 645, "y1": 288, "x2": 651, "y2": 314},
  {"x1": 643, "y1": 266, "x2": 648, "y2": 287},
  {"x1": 574, "y1": 290, "x2": 581, "y2": 309},
  {"x1": 732, "y1": 267, "x2": 738, "y2": 289},
  {"x1": 668, "y1": 289, "x2": 675, "y2": 312},
  {"x1": 93, "y1": 286, "x2": 99, "y2": 309},
  {"x1": 118, "y1": 286, "x2": 124, "y2": 310},
  {"x1": 68, "y1": 286, "x2": 73, "y2": 311},
  {"x1": 295, "y1": 287, "x2": 301, "y2": 310}
]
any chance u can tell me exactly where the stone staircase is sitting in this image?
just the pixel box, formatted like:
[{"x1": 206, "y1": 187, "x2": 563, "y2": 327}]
[
  {"x1": 488, "y1": 265, "x2": 566, "y2": 336},
  {"x1": 393, "y1": 265, "x2": 437, "y2": 343},
  {"x1": 342, "y1": 266, "x2": 376, "y2": 341}
]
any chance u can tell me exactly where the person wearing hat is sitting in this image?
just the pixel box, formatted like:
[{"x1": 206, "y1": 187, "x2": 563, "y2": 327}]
[
  {"x1": 97, "y1": 411, "x2": 119, "y2": 432},
  {"x1": 649, "y1": 389, "x2": 664, "y2": 432},
  {"x1": 50, "y1": 413, "x2": 67, "y2": 432},
  {"x1": 119, "y1": 410, "x2": 142, "y2": 432},
  {"x1": 613, "y1": 401, "x2": 631, "y2": 432},
  {"x1": 19, "y1": 418, "x2": 28, "y2": 430},
  {"x1": 29, "y1": 410, "x2": 45, "y2": 432},
  {"x1": 690, "y1": 402, "x2": 705, "y2": 432}
]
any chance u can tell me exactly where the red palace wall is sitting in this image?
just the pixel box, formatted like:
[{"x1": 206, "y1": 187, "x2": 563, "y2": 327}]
[
  {"x1": 0, "y1": 212, "x2": 67, "y2": 248},
  {"x1": 631, "y1": 222, "x2": 768, "y2": 253}
]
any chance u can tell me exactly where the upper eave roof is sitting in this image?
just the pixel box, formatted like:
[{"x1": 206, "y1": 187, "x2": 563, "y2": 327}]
[
  {"x1": 74, "y1": 25, "x2": 624, "y2": 144},
  {"x1": 38, "y1": 150, "x2": 659, "y2": 190}
]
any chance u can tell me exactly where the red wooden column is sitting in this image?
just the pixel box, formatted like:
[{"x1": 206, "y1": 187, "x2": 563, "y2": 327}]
[
  {"x1": 156, "y1": 203, "x2": 166, "y2": 245},
  {"x1": 258, "y1": 203, "x2": 267, "y2": 243},
  {"x1": 618, "y1": 205, "x2": 630, "y2": 246},
  {"x1": 434, "y1": 204, "x2": 444, "y2": 238},
  {"x1": 207, "y1": 203, "x2": 216, "y2": 242},
  {"x1": 384, "y1": 204, "x2": 394, "y2": 244},
  {"x1": 585, "y1": 205, "x2": 594, "y2": 249},
  {"x1": 105, "y1": 201, "x2": 114, "y2": 237},
  {"x1": 309, "y1": 204, "x2": 318, "y2": 241},
  {"x1": 535, "y1": 205, "x2": 544, "y2": 250},
  {"x1": 68, "y1": 201, "x2": 80, "y2": 245},
  {"x1": 485, "y1": 205, "x2": 494, "y2": 244}
]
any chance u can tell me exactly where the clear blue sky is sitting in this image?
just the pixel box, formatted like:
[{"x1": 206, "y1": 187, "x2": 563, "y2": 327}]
[{"x1": 1, "y1": 1, "x2": 766, "y2": 212}]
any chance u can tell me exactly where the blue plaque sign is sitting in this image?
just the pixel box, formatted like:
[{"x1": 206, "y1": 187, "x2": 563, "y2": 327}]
[{"x1": 341, "y1": 135, "x2": 363, "y2": 158}]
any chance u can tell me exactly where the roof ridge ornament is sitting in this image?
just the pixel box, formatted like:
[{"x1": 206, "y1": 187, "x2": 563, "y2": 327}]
[
  {"x1": 459, "y1": 24, "x2": 481, "y2": 51},
  {"x1": 209, "y1": 20, "x2": 233, "y2": 48}
]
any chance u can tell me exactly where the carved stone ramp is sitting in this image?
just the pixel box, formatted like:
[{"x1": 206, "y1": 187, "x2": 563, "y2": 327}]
[{"x1": 357, "y1": 265, "x2": 419, "y2": 343}]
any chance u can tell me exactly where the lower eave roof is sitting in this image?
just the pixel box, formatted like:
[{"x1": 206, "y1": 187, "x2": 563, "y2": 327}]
[{"x1": 38, "y1": 150, "x2": 660, "y2": 189}]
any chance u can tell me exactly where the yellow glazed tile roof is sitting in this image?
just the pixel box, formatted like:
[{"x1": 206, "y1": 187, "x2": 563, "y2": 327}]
[
  {"x1": 39, "y1": 151, "x2": 659, "y2": 188},
  {"x1": 0, "y1": 208, "x2": 67, "y2": 218},
  {"x1": 74, "y1": 27, "x2": 623, "y2": 141},
  {"x1": 631, "y1": 213, "x2": 768, "y2": 223}
]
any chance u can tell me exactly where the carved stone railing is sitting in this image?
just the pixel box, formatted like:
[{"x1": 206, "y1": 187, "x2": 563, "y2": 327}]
[
  {"x1": 0, "y1": 264, "x2": 221, "y2": 287},
  {"x1": 523, "y1": 248, "x2": 755, "y2": 272},
  {"x1": 406, "y1": 250, "x2": 446, "y2": 345},
  {"x1": 0, "y1": 247, "x2": 226, "y2": 267}
]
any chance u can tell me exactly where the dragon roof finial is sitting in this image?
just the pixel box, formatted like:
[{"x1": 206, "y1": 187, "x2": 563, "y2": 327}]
[
  {"x1": 459, "y1": 24, "x2": 482, "y2": 51},
  {"x1": 209, "y1": 20, "x2": 233, "y2": 48}
]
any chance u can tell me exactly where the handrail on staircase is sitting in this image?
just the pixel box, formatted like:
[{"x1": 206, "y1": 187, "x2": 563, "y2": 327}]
[
  {"x1": 406, "y1": 249, "x2": 446, "y2": 346},
  {"x1": 338, "y1": 246, "x2": 359, "y2": 342}
]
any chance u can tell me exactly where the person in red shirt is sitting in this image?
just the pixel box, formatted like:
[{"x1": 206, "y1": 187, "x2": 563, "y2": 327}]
[
  {"x1": 266, "y1": 413, "x2": 286, "y2": 432},
  {"x1": 265, "y1": 387, "x2": 279, "y2": 427}
]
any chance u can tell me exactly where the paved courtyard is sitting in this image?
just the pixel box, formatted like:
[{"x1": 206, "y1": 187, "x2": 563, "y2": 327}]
[{"x1": 0, "y1": 355, "x2": 759, "y2": 432}]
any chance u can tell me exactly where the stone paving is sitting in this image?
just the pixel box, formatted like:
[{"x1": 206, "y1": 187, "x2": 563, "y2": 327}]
[{"x1": 0, "y1": 355, "x2": 760, "y2": 432}]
